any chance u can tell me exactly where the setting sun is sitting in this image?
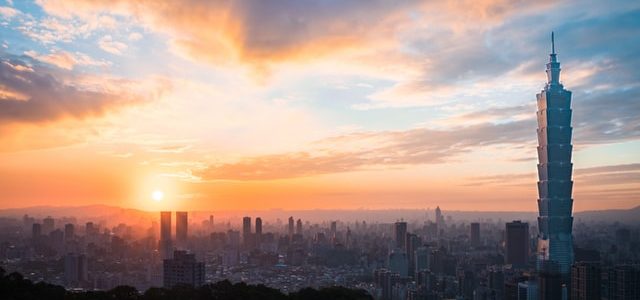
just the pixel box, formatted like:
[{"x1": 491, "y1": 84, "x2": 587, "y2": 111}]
[{"x1": 152, "y1": 190, "x2": 164, "y2": 202}]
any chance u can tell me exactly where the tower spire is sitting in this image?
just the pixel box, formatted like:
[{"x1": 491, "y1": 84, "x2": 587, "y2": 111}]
[{"x1": 546, "y1": 32, "x2": 561, "y2": 86}]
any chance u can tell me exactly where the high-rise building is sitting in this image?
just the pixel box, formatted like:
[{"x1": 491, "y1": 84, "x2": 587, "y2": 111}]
[
  {"x1": 536, "y1": 32, "x2": 574, "y2": 278},
  {"x1": 603, "y1": 265, "x2": 640, "y2": 300},
  {"x1": 330, "y1": 221, "x2": 337, "y2": 238},
  {"x1": 414, "y1": 247, "x2": 430, "y2": 276},
  {"x1": 163, "y1": 250, "x2": 205, "y2": 288},
  {"x1": 176, "y1": 211, "x2": 188, "y2": 248},
  {"x1": 405, "y1": 233, "x2": 420, "y2": 278},
  {"x1": 255, "y1": 217, "x2": 262, "y2": 248},
  {"x1": 243, "y1": 216, "x2": 252, "y2": 247},
  {"x1": 389, "y1": 250, "x2": 409, "y2": 277},
  {"x1": 506, "y1": 221, "x2": 529, "y2": 267},
  {"x1": 64, "y1": 253, "x2": 88, "y2": 288},
  {"x1": 435, "y1": 206, "x2": 444, "y2": 233},
  {"x1": 32, "y1": 223, "x2": 41, "y2": 239},
  {"x1": 571, "y1": 262, "x2": 601, "y2": 300},
  {"x1": 538, "y1": 261, "x2": 563, "y2": 300},
  {"x1": 288, "y1": 217, "x2": 294, "y2": 238},
  {"x1": 296, "y1": 219, "x2": 303, "y2": 235},
  {"x1": 64, "y1": 223, "x2": 74, "y2": 241},
  {"x1": 42, "y1": 216, "x2": 54, "y2": 234},
  {"x1": 470, "y1": 222, "x2": 480, "y2": 246},
  {"x1": 394, "y1": 221, "x2": 407, "y2": 250},
  {"x1": 209, "y1": 215, "x2": 214, "y2": 232},
  {"x1": 159, "y1": 211, "x2": 172, "y2": 259}
]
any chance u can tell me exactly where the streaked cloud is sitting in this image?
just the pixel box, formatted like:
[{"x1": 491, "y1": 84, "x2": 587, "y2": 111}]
[
  {"x1": 0, "y1": 54, "x2": 150, "y2": 123},
  {"x1": 24, "y1": 50, "x2": 110, "y2": 70},
  {"x1": 98, "y1": 35, "x2": 127, "y2": 55}
]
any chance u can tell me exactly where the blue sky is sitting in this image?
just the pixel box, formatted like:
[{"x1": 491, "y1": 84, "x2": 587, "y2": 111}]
[{"x1": 0, "y1": 0, "x2": 638, "y2": 211}]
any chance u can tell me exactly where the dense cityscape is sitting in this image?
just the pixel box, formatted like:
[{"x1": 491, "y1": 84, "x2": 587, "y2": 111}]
[
  {"x1": 0, "y1": 207, "x2": 638, "y2": 299},
  {"x1": 1, "y1": 1, "x2": 640, "y2": 300}
]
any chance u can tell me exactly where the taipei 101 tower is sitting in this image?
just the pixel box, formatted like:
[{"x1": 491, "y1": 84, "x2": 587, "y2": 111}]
[{"x1": 535, "y1": 32, "x2": 574, "y2": 279}]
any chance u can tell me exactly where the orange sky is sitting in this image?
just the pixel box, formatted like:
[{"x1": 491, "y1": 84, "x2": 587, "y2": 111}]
[{"x1": 0, "y1": 0, "x2": 638, "y2": 212}]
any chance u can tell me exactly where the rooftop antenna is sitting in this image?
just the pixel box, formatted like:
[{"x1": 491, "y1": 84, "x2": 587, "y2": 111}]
[{"x1": 551, "y1": 31, "x2": 555, "y2": 54}]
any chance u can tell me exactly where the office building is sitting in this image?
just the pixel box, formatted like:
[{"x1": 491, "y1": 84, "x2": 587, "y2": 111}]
[
  {"x1": 64, "y1": 223, "x2": 74, "y2": 241},
  {"x1": 159, "y1": 211, "x2": 172, "y2": 259},
  {"x1": 64, "y1": 253, "x2": 88, "y2": 288},
  {"x1": 506, "y1": 221, "x2": 529, "y2": 267},
  {"x1": 42, "y1": 216, "x2": 54, "y2": 234},
  {"x1": 243, "y1": 216, "x2": 252, "y2": 247},
  {"x1": 536, "y1": 32, "x2": 574, "y2": 278},
  {"x1": 288, "y1": 217, "x2": 294, "y2": 239},
  {"x1": 32, "y1": 223, "x2": 41, "y2": 239},
  {"x1": 163, "y1": 250, "x2": 205, "y2": 288},
  {"x1": 176, "y1": 211, "x2": 188, "y2": 249},
  {"x1": 296, "y1": 218, "x2": 302, "y2": 235},
  {"x1": 470, "y1": 222, "x2": 480, "y2": 246},
  {"x1": 394, "y1": 221, "x2": 407, "y2": 250},
  {"x1": 571, "y1": 262, "x2": 601, "y2": 300}
]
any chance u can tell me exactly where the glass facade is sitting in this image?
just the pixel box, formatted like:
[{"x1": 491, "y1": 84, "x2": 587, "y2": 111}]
[{"x1": 536, "y1": 33, "x2": 574, "y2": 277}]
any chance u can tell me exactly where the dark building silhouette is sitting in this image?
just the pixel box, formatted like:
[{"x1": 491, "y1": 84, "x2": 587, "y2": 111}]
[
  {"x1": 176, "y1": 211, "x2": 188, "y2": 249},
  {"x1": 505, "y1": 221, "x2": 529, "y2": 267},
  {"x1": 31, "y1": 223, "x2": 41, "y2": 239},
  {"x1": 64, "y1": 223, "x2": 74, "y2": 241},
  {"x1": 64, "y1": 253, "x2": 87, "y2": 288},
  {"x1": 603, "y1": 265, "x2": 640, "y2": 300},
  {"x1": 296, "y1": 218, "x2": 303, "y2": 235},
  {"x1": 163, "y1": 250, "x2": 204, "y2": 288},
  {"x1": 394, "y1": 221, "x2": 407, "y2": 250},
  {"x1": 243, "y1": 216, "x2": 252, "y2": 248},
  {"x1": 288, "y1": 217, "x2": 294, "y2": 239},
  {"x1": 470, "y1": 222, "x2": 480, "y2": 246},
  {"x1": 159, "y1": 211, "x2": 172, "y2": 259},
  {"x1": 42, "y1": 216, "x2": 54, "y2": 235},
  {"x1": 538, "y1": 261, "x2": 563, "y2": 300},
  {"x1": 536, "y1": 32, "x2": 574, "y2": 279},
  {"x1": 255, "y1": 217, "x2": 262, "y2": 248},
  {"x1": 571, "y1": 262, "x2": 601, "y2": 300}
]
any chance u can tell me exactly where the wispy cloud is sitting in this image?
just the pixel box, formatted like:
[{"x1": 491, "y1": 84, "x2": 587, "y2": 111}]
[{"x1": 0, "y1": 54, "x2": 147, "y2": 123}]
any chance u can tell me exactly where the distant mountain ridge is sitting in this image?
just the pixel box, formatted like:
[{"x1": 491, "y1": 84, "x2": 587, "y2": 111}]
[{"x1": 1, "y1": 204, "x2": 638, "y2": 225}]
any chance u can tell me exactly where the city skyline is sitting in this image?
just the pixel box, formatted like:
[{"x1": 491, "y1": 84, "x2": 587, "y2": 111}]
[{"x1": 1, "y1": 0, "x2": 639, "y2": 213}]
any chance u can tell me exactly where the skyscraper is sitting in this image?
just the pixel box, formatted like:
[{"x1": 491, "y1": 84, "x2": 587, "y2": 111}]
[
  {"x1": 470, "y1": 222, "x2": 480, "y2": 246},
  {"x1": 505, "y1": 221, "x2": 529, "y2": 267},
  {"x1": 536, "y1": 32, "x2": 574, "y2": 278},
  {"x1": 288, "y1": 216, "x2": 294, "y2": 238},
  {"x1": 243, "y1": 216, "x2": 252, "y2": 247},
  {"x1": 32, "y1": 223, "x2": 41, "y2": 240},
  {"x1": 255, "y1": 217, "x2": 262, "y2": 248},
  {"x1": 159, "y1": 211, "x2": 172, "y2": 259},
  {"x1": 64, "y1": 223, "x2": 74, "y2": 241},
  {"x1": 394, "y1": 221, "x2": 407, "y2": 250},
  {"x1": 296, "y1": 218, "x2": 303, "y2": 235},
  {"x1": 176, "y1": 211, "x2": 188, "y2": 249},
  {"x1": 42, "y1": 216, "x2": 54, "y2": 234}
]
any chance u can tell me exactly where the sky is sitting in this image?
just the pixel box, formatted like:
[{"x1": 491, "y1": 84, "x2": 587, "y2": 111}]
[{"x1": 0, "y1": 0, "x2": 638, "y2": 212}]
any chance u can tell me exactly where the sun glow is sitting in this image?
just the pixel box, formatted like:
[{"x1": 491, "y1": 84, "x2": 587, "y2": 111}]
[{"x1": 152, "y1": 190, "x2": 164, "y2": 202}]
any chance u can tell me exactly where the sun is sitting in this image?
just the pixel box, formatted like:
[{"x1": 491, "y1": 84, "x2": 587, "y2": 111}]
[{"x1": 152, "y1": 190, "x2": 164, "y2": 202}]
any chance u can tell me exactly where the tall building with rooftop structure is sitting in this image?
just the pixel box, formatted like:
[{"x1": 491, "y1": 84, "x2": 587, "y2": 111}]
[{"x1": 536, "y1": 32, "x2": 574, "y2": 280}]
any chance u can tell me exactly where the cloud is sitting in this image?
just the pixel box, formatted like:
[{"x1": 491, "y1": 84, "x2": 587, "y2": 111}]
[
  {"x1": 128, "y1": 32, "x2": 142, "y2": 41},
  {"x1": 33, "y1": 0, "x2": 554, "y2": 71},
  {"x1": 469, "y1": 163, "x2": 640, "y2": 187},
  {"x1": 98, "y1": 35, "x2": 127, "y2": 55},
  {"x1": 196, "y1": 120, "x2": 533, "y2": 180},
  {"x1": 0, "y1": 54, "x2": 145, "y2": 123},
  {"x1": 0, "y1": 6, "x2": 18, "y2": 19},
  {"x1": 24, "y1": 50, "x2": 110, "y2": 70}
]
